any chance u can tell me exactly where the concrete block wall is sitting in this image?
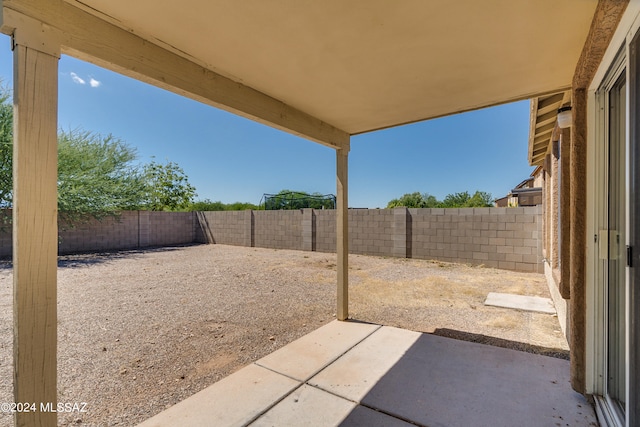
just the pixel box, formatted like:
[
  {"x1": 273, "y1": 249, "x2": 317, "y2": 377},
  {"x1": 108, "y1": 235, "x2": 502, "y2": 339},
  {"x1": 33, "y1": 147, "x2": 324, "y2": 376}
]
[
  {"x1": 312, "y1": 210, "x2": 395, "y2": 256},
  {"x1": 194, "y1": 211, "x2": 250, "y2": 246},
  {"x1": 58, "y1": 212, "x2": 140, "y2": 254},
  {"x1": 315, "y1": 209, "x2": 336, "y2": 252},
  {"x1": 148, "y1": 211, "x2": 196, "y2": 247},
  {"x1": 0, "y1": 208, "x2": 542, "y2": 272},
  {"x1": 409, "y1": 206, "x2": 542, "y2": 272},
  {"x1": 347, "y1": 209, "x2": 394, "y2": 257},
  {"x1": 0, "y1": 211, "x2": 197, "y2": 257},
  {"x1": 0, "y1": 220, "x2": 11, "y2": 258},
  {"x1": 194, "y1": 207, "x2": 541, "y2": 272},
  {"x1": 253, "y1": 210, "x2": 303, "y2": 250}
]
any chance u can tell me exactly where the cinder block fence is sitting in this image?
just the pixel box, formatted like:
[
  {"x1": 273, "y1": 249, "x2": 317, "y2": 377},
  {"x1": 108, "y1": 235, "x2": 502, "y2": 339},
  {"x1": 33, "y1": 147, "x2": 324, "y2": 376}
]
[
  {"x1": 0, "y1": 206, "x2": 542, "y2": 272},
  {"x1": 194, "y1": 207, "x2": 543, "y2": 272},
  {"x1": 0, "y1": 211, "x2": 196, "y2": 258}
]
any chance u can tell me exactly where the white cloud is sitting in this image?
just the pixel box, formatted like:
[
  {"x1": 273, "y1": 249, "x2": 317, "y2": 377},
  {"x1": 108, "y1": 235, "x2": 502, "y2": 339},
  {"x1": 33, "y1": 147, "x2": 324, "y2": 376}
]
[
  {"x1": 70, "y1": 72, "x2": 85, "y2": 85},
  {"x1": 89, "y1": 78, "x2": 101, "y2": 88}
]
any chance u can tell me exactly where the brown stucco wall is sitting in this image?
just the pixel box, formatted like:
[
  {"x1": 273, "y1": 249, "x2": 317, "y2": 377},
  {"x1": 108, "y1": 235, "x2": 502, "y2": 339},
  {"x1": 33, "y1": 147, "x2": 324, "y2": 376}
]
[{"x1": 567, "y1": 0, "x2": 629, "y2": 393}]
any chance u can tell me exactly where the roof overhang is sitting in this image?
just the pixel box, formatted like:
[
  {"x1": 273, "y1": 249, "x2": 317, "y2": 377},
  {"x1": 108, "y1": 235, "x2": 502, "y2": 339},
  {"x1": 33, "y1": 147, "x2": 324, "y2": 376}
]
[
  {"x1": 528, "y1": 91, "x2": 571, "y2": 166},
  {"x1": 0, "y1": 0, "x2": 599, "y2": 147}
]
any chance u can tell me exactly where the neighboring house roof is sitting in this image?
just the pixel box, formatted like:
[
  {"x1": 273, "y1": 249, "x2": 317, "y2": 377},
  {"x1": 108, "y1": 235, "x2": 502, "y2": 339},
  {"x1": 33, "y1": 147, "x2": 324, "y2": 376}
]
[
  {"x1": 6, "y1": 0, "x2": 598, "y2": 145},
  {"x1": 494, "y1": 196, "x2": 509, "y2": 207},
  {"x1": 514, "y1": 177, "x2": 534, "y2": 189},
  {"x1": 511, "y1": 187, "x2": 542, "y2": 195}
]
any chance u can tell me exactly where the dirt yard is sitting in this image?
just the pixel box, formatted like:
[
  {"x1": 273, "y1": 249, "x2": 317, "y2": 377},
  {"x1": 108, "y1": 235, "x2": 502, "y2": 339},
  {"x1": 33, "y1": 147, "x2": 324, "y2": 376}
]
[{"x1": 0, "y1": 244, "x2": 568, "y2": 427}]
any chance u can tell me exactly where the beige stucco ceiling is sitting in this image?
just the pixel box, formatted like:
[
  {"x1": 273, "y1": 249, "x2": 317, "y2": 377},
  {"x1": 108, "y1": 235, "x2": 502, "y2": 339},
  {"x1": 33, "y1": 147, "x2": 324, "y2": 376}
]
[{"x1": 64, "y1": 0, "x2": 597, "y2": 135}]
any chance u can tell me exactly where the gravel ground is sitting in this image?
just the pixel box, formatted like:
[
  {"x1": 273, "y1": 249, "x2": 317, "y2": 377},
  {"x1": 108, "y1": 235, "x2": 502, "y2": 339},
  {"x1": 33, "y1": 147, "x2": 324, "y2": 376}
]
[{"x1": 0, "y1": 244, "x2": 568, "y2": 427}]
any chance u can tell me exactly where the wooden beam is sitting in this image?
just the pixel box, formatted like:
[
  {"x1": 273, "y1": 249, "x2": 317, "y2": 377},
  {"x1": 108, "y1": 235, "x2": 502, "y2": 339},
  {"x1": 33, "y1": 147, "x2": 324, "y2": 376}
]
[
  {"x1": 535, "y1": 121, "x2": 556, "y2": 135},
  {"x1": 336, "y1": 145, "x2": 349, "y2": 321},
  {"x1": 527, "y1": 98, "x2": 539, "y2": 166},
  {"x1": 533, "y1": 130, "x2": 553, "y2": 144},
  {"x1": 537, "y1": 93, "x2": 565, "y2": 110},
  {"x1": 12, "y1": 42, "x2": 59, "y2": 426},
  {"x1": 0, "y1": 0, "x2": 350, "y2": 150}
]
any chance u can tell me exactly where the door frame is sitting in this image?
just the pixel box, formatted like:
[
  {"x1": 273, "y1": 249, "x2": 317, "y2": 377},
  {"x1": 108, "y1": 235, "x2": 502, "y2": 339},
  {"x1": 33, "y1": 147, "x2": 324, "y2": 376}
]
[
  {"x1": 589, "y1": 47, "x2": 626, "y2": 427},
  {"x1": 586, "y1": 5, "x2": 640, "y2": 426}
]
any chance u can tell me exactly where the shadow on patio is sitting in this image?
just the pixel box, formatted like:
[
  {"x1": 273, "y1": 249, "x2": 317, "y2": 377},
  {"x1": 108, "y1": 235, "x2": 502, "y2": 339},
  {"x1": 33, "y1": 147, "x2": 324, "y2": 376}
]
[{"x1": 137, "y1": 320, "x2": 596, "y2": 427}]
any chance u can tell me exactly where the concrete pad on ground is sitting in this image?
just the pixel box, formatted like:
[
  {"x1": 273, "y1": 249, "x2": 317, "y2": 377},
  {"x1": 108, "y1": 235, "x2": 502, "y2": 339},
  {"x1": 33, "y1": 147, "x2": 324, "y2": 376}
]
[
  {"x1": 355, "y1": 333, "x2": 596, "y2": 427},
  {"x1": 484, "y1": 292, "x2": 556, "y2": 314},
  {"x1": 308, "y1": 326, "x2": 421, "y2": 402},
  {"x1": 250, "y1": 384, "x2": 356, "y2": 426},
  {"x1": 137, "y1": 321, "x2": 597, "y2": 427},
  {"x1": 136, "y1": 364, "x2": 299, "y2": 427},
  {"x1": 255, "y1": 320, "x2": 380, "y2": 381},
  {"x1": 338, "y1": 405, "x2": 416, "y2": 427}
]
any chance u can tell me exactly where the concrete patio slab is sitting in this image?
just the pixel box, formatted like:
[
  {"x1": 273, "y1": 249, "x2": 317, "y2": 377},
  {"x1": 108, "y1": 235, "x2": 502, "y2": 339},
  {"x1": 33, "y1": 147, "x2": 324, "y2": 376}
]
[
  {"x1": 356, "y1": 332, "x2": 596, "y2": 427},
  {"x1": 137, "y1": 321, "x2": 598, "y2": 427},
  {"x1": 137, "y1": 364, "x2": 298, "y2": 427},
  {"x1": 255, "y1": 320, "x2": 380, "y2": 381},
  {"x1": 308, "y1": 326, "x2": 421, "y2": 402},
  {"x1": 337, "y1": 405, "x2": 416, "y2": 427},
  {"x1": 484, "y1": 292, "x2": 556, "y2": 314},
  {"x1": 251, "y1": 384, "x2": 356, "y2": 426}
]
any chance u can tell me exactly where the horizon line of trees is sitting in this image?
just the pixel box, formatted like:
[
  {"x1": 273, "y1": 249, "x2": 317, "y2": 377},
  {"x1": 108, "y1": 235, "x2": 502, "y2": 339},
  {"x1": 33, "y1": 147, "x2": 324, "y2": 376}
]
[
  {"x1": 187, "y1": 190, "x2": 335, "y2": 211},
  {"x1": 386, "y1": 191, "x2": 493, "y2": 209},
  {"x1": 195, "y1": 189, "x2": 495, "y2": 212}
]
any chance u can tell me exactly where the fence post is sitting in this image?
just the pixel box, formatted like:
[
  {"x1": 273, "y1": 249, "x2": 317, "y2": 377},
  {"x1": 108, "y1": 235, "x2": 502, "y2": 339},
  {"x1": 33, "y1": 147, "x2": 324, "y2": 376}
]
[
  {"x1": 139, "y1": 211, "x2": 150, "y2": 248},
  {"x1": 302, "y1": 208, "x2": 316, "y2": 251},
  {"x1": 244, "y1": 210, "x2": 255, "y2": 247},
  {"x1": 392, "y1": 207, "x2": 409, "y2": 258}
]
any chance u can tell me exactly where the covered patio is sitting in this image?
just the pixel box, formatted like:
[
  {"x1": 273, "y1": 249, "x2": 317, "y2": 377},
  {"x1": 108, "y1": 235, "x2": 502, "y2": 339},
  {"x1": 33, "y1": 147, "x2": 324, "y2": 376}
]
[
  {"x1": 0, "y1": 1, "x2": 627, "y2": 426},
  {"x1": 138, "y1": 321, "x2": 596, "y2": 427}
]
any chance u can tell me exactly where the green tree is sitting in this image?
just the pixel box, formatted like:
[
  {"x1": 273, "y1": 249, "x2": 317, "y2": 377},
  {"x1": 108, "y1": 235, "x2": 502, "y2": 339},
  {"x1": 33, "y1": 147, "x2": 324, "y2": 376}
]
[
  {"x1": 188, "y1": 199, "x2": 259, "y2": 211},
  {"x1": 0, "y1": 88, "x2": 12, "y2": 209},
  {"x1": 386, "y1": 192, "x2": 439, "y2": 208},
  {"x1": 57, "y1": 129, "x2": 146, "y2": 222},
  {"x1": 189, "y1": 199, "x2": 227, "y2": 211},
  {"x1": 441, "y1": 191, "x2": 493, "y2": 208},
  {"x1": 386, "y1": 190, "x2": 493, "y2": 208},
  {"x1": 142, "y1": 160, "x2": 196, "y2": 211},
  {"x1": 441, "y1": 191, "x2": 471, "y2": 208},
  {"x1": 467, "y1": 191, "x2": 494, "y2": 207},
  {"x1": 226, "y1": 201, "x2": 260, "y2": 210},
  {"x1": 0, "y1": 88, "x2": 198, "y2": 219}
]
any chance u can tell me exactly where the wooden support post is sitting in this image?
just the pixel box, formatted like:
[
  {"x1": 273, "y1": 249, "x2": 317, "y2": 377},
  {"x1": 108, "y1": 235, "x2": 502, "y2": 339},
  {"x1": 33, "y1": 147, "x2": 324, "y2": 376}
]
[
  {"x1": 336, "y1": 146, "x2": 349, "y2": 321},
  {"x1": 12, "y1": 43, "x2": 59, "y2": 426}
]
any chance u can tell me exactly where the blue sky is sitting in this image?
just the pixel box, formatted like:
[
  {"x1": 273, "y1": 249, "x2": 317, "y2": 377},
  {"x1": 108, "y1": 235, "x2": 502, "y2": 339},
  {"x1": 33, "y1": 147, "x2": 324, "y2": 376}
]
[{"x1": 0, "y1": 36, "x2": 533, "y2": 208}]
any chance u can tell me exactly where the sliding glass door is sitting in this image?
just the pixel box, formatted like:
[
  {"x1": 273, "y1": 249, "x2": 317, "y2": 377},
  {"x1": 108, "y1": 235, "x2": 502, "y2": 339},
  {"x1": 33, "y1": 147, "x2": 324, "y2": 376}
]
[{"x1": 605, "y1": 71, "x2": 626, "y2": 421}]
